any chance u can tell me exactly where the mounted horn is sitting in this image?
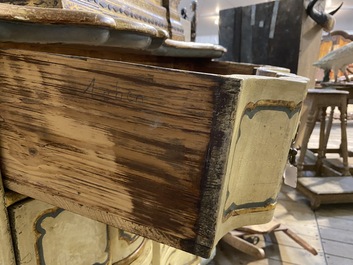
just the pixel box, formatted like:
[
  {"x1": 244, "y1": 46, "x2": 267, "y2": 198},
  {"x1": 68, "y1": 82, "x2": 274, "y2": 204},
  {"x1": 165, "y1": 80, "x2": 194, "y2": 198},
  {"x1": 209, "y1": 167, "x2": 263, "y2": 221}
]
[
  {"x1": 329, "y1": 2, "x2": 343, "y2": 15},
  {"x1": 306, "y1": 0, "x2": 343, "y2": 32}
]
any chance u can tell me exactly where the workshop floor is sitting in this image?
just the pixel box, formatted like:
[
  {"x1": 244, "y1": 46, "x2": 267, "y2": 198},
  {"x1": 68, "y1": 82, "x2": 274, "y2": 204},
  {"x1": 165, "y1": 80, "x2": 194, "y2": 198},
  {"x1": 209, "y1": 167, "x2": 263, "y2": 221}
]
[{"x1": 211, "y1": 115, "x2": 353, "y2": 264}]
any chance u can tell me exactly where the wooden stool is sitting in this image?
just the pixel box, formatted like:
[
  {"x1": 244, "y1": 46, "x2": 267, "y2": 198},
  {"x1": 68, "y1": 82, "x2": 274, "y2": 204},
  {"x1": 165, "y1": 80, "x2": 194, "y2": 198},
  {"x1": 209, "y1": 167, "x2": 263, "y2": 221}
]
[
  {"x1": 295, "y1": 89, "x2": 353, "y2": 210},
  {"x1": 295, "y1": 89, "x2": 351, "y2": 177},
  {"x1": 297, "y1": 176, "x2": 353, "y2": 210}
]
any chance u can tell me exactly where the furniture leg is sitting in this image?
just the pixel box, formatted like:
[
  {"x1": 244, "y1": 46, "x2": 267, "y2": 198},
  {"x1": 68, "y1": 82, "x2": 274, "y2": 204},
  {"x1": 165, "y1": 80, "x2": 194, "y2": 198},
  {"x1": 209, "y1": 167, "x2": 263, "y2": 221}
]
[
  {"x1": 316, "y1": 107, "x2": 327, "y2": 175},
  {"x1": 339, "y1": 103, "x2": 351, "y2": 176},
  {"x1": 323, "y1": 106, "x2": 334, "y2": 151},
  {"x1": 297, "y1": 107, "x2": 318, "y2": 177}
]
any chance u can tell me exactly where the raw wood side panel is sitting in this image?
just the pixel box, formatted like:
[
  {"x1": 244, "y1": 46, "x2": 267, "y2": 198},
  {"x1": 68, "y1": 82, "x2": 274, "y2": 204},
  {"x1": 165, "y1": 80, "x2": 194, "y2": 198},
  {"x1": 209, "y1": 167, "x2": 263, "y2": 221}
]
[{"x1": 0, "y1": 49, "x2": 239, "y2": 253}]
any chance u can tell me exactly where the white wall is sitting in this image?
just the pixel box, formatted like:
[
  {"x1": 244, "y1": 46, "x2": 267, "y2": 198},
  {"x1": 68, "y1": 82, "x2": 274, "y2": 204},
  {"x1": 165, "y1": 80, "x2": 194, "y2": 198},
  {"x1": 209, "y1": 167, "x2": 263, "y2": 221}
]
[
  {"x1": 178, "y1": 0, "x2": 353, "y2": 44},
  {"x1": 179, "y1": 0, "x2": 273, "y2": 44}
]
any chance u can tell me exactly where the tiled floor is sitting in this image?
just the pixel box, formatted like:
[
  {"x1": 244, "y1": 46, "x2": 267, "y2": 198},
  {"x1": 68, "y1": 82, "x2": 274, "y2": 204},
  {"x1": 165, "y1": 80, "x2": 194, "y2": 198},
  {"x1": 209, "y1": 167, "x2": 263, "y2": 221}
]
[{"x1": 210, "y1": 116, "x2": 353, "y2": 264}]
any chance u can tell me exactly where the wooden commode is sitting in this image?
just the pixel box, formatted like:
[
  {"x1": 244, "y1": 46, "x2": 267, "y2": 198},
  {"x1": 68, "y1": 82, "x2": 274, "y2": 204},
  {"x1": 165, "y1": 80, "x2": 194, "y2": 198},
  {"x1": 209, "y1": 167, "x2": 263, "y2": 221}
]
[{"x1": 0, "y1": 2, "x2": 309, "y2": 264}]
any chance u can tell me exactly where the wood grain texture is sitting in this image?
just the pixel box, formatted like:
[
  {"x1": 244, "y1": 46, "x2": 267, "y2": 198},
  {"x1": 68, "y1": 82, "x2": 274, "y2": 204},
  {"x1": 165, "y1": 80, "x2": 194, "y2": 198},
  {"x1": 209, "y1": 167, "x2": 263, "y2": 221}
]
[
  {"x1": 0, "y1": 48, "x2": 307, "y2": 257},
  {"x1": 0, "y1": 43, "x2": 257, "y2": 74},
  {"x1": 0, "y1": 48, "x2": 209, "y2": 235},
  {"x1": 0, "y1": 171, "x2": 16, "y2": 265},
  {"x1": 0, "y1": 48, "x2": 232, "y2": 257}
]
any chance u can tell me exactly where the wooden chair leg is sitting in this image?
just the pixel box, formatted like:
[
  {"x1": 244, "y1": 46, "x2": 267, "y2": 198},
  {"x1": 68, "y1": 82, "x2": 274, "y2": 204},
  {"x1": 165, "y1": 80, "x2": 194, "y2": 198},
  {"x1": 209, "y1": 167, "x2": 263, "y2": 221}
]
[{"x1": 279, "y1": 228, "x2": 318, "y2": 256}]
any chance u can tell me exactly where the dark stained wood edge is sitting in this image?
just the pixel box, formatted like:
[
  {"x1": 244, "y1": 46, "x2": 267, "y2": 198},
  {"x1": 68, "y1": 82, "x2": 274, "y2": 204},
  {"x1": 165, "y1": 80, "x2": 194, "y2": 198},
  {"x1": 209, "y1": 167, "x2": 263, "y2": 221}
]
[{"x1": 189, "y1": 78, "x2": 241, "y2": 257}]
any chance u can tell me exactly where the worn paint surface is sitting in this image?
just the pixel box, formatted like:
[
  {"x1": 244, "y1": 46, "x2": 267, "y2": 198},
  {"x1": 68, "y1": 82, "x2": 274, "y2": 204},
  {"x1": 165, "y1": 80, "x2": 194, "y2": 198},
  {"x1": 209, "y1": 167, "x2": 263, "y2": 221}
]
[{"x1": 7, "y1": 199, "x2": 155, "y2": 265}]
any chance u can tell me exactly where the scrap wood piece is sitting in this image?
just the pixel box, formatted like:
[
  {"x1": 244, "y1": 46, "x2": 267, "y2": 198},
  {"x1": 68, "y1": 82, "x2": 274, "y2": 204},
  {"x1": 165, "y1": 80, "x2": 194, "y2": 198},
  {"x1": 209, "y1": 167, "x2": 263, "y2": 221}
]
[
  {"x1": 236, "y1": 219, "x2": 281, "y2": 234},
  {"x1": 275, "y1": 225, "x2": 318, "y2": 256},
  {"x1": 224, "y1": 218, "x2": 318, "y2": 257},
  {"x1": 222, "y1": 232, "x2": 265, "y2": 259}
]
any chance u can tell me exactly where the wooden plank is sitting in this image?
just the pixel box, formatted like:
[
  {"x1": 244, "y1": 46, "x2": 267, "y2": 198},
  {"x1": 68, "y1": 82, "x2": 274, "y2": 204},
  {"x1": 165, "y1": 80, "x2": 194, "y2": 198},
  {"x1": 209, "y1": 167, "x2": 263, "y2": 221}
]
[
  {"x1": 297, "y1": 177, "x2": 353, "y2": 194},
  {"x1": 325, "y1": 158, "x2": 353, "y2": 175},
  {"x1": 278, "y1": 186, "x2": 310, "y2": 203},
  {"x1": 326, "y1": 254, "x2": 353, "y2": 265},
  {"x1": 264, "y1": 196, "x2": 323, "y2": 252},
  {"x1": 234, "y1": 227, "x2": 322, "y2": 253},
  {"x1": 322, "y1": 240, "x2": 353, "y2": 259},
  {"x1": 216, "y1": 238, "x2": 325, "y2": 265},
  {"x1": 276, "y1": 200, "x2": 317, "y2": 221},
  {"x1": 262, "y1": 243, "x2": 325, "y2": 265},
  {"x1": 315, "y1": 204, "x2": 353, "y2": 222},
  {"x1": 319, "y1": 226, "x2": 353, "y2": 245},
  {"x1": 317, "y1": 216, "x2": 353, "y2": 232},
  {"x1": 270, "y1": 231, "x2": 323, "y2": 253}
]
